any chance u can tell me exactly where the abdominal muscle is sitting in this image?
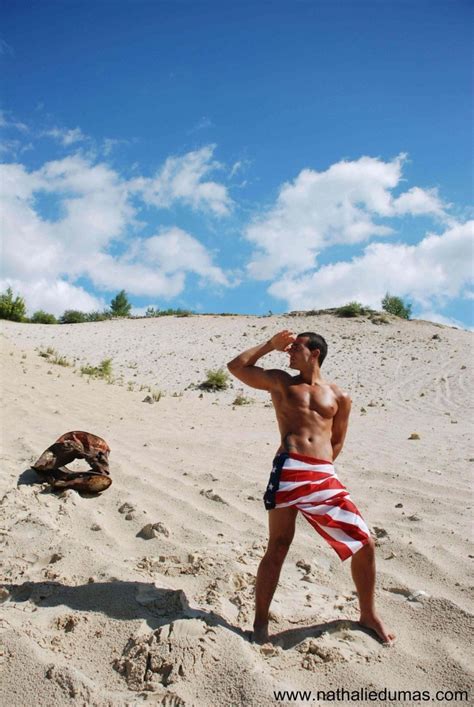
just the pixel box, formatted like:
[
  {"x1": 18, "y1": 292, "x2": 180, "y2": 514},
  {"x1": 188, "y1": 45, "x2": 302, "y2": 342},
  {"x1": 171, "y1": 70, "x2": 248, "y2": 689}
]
[{"x1": 274, "y1": 412, "x2": 335, "y2": 462}]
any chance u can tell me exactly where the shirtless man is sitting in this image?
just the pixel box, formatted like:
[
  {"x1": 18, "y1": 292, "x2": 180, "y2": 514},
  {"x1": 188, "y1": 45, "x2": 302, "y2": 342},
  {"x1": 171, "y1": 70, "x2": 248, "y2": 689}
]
[{"x1": 227, "y1": 329, "x2": 394, "y2": 645}]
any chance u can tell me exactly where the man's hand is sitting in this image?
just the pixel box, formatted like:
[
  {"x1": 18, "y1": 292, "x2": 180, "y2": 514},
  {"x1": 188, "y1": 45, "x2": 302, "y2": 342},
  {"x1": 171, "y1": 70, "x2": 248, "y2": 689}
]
[{"x1": 270, "y1": 330, "x2": 296, "y2": 352}]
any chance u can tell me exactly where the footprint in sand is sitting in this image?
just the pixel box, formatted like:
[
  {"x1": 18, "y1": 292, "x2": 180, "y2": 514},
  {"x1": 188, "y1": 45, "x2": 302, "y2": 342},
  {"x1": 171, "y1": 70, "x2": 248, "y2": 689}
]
[
  {"x1": 199, "y1": 489, "x2": 228, "y2": 504},
  {"x1": 296, "y1": 622, "x2": 382, "y2": 669},
  {"x1": 114, "y1": 618, "x2": 220, "y2": 692},
  {"x1": 384, "y1": 586, "x2": 429, "y2": 602}
]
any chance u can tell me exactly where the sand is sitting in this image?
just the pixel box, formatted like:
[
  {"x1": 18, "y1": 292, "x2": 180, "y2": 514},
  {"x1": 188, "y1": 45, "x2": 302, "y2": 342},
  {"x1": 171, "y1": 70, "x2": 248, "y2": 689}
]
[{"x1": 0, "y1": 313, "x2": 472, "y2": 706}]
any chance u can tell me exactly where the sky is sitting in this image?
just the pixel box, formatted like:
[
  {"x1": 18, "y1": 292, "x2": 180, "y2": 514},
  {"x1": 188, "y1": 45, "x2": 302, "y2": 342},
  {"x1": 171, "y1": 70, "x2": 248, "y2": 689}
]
[{"x1": 1, "y1": 0, "x2": 473, "y2": 328}]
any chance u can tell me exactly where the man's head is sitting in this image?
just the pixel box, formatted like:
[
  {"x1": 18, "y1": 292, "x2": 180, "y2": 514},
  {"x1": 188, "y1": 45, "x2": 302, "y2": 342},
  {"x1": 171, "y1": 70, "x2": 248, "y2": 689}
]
[{"x1": 288, "y1": 332, "x2": 328, "y2": 370}]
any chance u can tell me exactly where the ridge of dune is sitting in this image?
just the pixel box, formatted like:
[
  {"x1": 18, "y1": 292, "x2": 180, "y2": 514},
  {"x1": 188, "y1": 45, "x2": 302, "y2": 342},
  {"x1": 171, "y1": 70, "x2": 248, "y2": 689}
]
[{"x1": 1, "y1": 314, "x2": 472, "y2": 706}]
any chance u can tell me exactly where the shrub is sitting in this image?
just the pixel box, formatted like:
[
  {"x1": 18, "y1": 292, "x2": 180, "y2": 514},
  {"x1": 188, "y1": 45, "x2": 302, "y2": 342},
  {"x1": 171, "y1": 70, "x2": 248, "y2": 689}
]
[
  {"x1": 110, "y1": 290, "x2": 131, "y2": 317},
  {"x1": 232, "y1": 394, "x2": 253, "y2": 406},
  {"x1": 369, "y1": 314, "x2": 390, "y2": 325},
  {"x1": 38, "y1": 346, "x2": 56, "y2": 358},
  {"x1": 51, "y1": 354, "x2": 72, "y2": 367},
  {"x1": 335, "y1": 301, "x2": 367, "y2": 318},
  {"x1": 381, "y1": 293, "x2": 412, "y2": 320},
  {"x1": 86, "y1": 310, "x2": 111, "y2": 322},
  {"x1": 200, "y1": 368, "x2": 230, "y2": 391},
  {"x1": 145, "y1": 306, "x2": 193, "y2": 317},
  {"x1": 31, "y1": 310, "x2": 57, "y2": 324},
  {"x1": 0, "y1": 287, "x2": 27, "y2": 322},
  {"x1": 60, "y1": 310, "x2": 88, "y2": 324},
  {"x1": 80, "y1": 358, "x2": 113, "y2": 381},
  {"x1": 145, "y1": 307, "x2": 159, "y2": 317}
]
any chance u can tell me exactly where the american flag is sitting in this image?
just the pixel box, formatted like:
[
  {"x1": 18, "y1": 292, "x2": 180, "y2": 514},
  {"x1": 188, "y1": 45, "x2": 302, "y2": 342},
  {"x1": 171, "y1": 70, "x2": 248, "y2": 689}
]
[{"x1": 264, "y1": 452, "x2": 371, "y2": 561}]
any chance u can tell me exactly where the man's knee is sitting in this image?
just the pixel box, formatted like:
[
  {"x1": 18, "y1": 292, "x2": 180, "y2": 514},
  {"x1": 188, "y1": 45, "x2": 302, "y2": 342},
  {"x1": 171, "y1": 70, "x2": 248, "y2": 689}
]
[
  {"x1": 356, "y1": 536, "x2": 375, "y2": 559},
  {"x1": 266, "y1": 535, "x2": 293, "y2": 563}
]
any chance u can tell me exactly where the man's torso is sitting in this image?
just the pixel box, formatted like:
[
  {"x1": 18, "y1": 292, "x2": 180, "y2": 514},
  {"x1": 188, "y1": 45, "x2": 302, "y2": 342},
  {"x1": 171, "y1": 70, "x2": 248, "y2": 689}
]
[{"x1": 271, "y1": 374, "x2": 341, "y2": 461}]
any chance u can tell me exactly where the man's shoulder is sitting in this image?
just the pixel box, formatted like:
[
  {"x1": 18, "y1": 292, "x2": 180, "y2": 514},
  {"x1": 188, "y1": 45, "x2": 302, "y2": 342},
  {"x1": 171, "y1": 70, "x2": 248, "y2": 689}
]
[
  {"x1": 328, "y1": 382, "x2": 351, "y2": 402},
  {"x1": 267, "y1": 368, "x2": 294, "y2": 384}
]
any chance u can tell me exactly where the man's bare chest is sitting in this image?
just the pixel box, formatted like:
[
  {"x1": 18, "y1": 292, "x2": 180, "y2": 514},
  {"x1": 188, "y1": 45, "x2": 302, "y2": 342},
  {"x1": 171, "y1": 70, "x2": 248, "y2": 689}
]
[{"x1": 280, "y1": 384, "x2": 338, "y2": 419}]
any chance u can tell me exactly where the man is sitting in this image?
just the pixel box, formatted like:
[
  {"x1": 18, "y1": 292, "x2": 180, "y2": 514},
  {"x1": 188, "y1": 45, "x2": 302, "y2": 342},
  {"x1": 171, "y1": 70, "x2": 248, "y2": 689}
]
[{"x1": 227, "y1": 329, "x2": 394, "y2": 645}]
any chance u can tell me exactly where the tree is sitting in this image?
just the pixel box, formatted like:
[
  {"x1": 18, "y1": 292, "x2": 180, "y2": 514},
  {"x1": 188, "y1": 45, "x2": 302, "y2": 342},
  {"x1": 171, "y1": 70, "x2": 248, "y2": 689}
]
[
  {"x1": 31, "y1": 310, "x2": 57, "y2": 324},
  {"x1": 381, "y1": 293, "x2": 412, "y2": 319},
  {"x1": 0, "y1": 287, "x2": 27, "y2": 322},
  {"x1": 110, "y1": 290, "x2": 131, "y2": 317},
  {"x1": 60, "y1": 309, "x2": 88, "y2": 324}
]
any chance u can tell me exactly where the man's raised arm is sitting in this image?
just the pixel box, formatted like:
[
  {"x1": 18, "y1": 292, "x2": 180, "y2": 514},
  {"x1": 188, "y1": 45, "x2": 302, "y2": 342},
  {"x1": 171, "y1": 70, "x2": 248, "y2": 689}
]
[{"x1": 227, "y1": 330, "x2": 295, "y2": 391}]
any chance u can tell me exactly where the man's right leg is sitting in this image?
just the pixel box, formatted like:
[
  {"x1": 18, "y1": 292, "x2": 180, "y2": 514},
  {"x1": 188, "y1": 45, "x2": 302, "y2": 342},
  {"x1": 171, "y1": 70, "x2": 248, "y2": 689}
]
[{"x1": 253, "y1": 506, "x2": 298, "y2": 643}]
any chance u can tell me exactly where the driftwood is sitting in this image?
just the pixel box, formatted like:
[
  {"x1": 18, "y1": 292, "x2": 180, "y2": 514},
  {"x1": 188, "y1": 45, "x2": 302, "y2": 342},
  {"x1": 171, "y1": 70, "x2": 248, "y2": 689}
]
[{"x1": 32, "y1": 431, "x2": 112, "y2": 493}]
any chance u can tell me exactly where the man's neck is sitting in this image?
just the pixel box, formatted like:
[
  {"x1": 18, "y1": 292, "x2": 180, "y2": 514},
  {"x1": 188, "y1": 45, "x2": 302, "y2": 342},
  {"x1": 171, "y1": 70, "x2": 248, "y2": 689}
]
[{"x1": 299, "y1": 366, "x2": 323, "y2": 386}]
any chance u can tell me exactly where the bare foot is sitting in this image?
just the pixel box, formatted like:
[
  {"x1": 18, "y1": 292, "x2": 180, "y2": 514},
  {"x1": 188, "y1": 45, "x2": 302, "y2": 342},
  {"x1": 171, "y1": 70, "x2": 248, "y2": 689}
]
[
  {"x1": 251, "y1": 624, "x2": 270, "y2": 644},
  {"x1": 359, "y1": 614, "x2": 396, "y2": 645}
]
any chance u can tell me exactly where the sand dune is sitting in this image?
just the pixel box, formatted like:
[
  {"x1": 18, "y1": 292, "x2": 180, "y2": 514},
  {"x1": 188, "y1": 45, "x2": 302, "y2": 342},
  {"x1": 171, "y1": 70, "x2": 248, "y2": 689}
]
[{"x1": 0, "y1": 313, "x2": 472, "y2": 706}]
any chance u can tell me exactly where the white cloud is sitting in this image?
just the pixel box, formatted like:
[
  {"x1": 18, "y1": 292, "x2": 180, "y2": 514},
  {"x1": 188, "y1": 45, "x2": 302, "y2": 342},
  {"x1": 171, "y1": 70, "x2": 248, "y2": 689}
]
[
  {"x1": 143, "y1": 227, "x2": 228, "y2": 285},
  {"x1": 102, "y1": 137, "x2": 130, "y2": 156},
  {"x1": 188, "y1": 116, "x2": 213, "y2": 133},
  {"x1": 392, "y1": 186, "x2": 447, "y2": 217},
  {"x1": 0, "y1": 109, "x2": 28, "y2": 132},
  {"x1": 85, "y1": 253, "x2": 186, "y2": 297},
  {"x1": 0, "y1": 278, "x2": 103, "y2": 316},
  {"x1": 414, "y1": 311, "x2": 467, "y2": 329},
  {"x1": 1, "y1": 149, "x2": 231, "y2": 312},
  {"x1": 246, "y1": 155, "x2": 447, "y2": 280},
  {"x1": 268, "y1": 220, "x2": 474, "y2": 312},
  {"x1": 43, "y1": 126, "x2": 87, "y2": 146},
  {"x1": 132, "y1": 145, "x2": 233, "y2": 216}
]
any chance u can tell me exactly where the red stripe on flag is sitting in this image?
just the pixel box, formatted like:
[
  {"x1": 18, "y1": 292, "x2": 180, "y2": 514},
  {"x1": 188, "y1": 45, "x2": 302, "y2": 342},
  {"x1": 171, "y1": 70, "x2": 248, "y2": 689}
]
[
  {"x1": 279, "y1": 469, "x2": 334, "y2": 484},
  {"x1": 276, "y1": 477, "x2": 346, "y2": 505},
  {"x1": 311, "y1": 513, "x2": 370, "y2": 544},
  {"x1": 301, "y1": 517, "x2": 355, "y2": 561}
]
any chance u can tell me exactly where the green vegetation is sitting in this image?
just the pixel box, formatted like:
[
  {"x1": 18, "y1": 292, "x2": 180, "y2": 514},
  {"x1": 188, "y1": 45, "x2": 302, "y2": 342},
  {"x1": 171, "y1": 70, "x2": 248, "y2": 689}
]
[
  {"x1": 232, "y1": 394, "x2": 253, "y2": 406},
  {"x1": 381, "y1": 293, "x2": 412, "y2": 319},
  {"x1": 38, "y1": 346, "x2": 56, "y2": 358},
  {"x1": 145, "y1": 306, "x2": 193, "y2": 317},
  {"x1": 38, "y1": 347, "x2": 71, "y2": 366},
  {"x1": 200, "y1": 368, "x2": 230, "y2": 391},
  {"x1": 80, "y1": 358, "x2": 113, "y2": 382},
  {"x1": 31, "y1": 310, "x2": 57, "y2": 324},
  {"x1": 369, "y1": 313, "x2": 390, "y2": 325},
  {"x1": 86, "y1": 310, "x2": 111, "y2": 322},
  {"x1": 335, "y1": 301, "x2": 367, "y2": 318},
  {"x1": 60, "y1": 309, "x2": 88, "y2": 324},
  {"x1": 110, "y1": 290, "x2": 132, "y2": 317},
  {"x1": 0, "y1": 287, "x2": 27, "y2": 322},
  {"x1": 51, "y1": 353, "x2": 72, "y2": 367}
]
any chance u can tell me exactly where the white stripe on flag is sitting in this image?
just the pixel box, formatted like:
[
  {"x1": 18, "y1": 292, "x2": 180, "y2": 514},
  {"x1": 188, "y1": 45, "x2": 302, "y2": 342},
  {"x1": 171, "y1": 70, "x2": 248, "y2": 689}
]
[
  {"x1": 282, "y1": 458, "x2": 336, "y2": 473},
  {"x1": 276, "y1": 487, "x2": 346, "y2": 507},
  {"x1": 278, "y1": 477, "x2": 334, "y2": 491},
  {"x1": 301, "y1": 504, "x2": 370, "y2": 534},
  {"x1": 307, "y1": 521, "x2": 365, "y2": 553}
]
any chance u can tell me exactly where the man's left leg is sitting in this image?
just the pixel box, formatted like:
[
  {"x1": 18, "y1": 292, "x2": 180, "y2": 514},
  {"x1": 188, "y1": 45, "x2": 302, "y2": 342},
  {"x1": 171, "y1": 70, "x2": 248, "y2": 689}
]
[
  {"x1": 350, "y1": 537, "x2": 395, "y2": 644},
  {"x1": 253, "y1": 506, "x2": 298, "y2": 643}
]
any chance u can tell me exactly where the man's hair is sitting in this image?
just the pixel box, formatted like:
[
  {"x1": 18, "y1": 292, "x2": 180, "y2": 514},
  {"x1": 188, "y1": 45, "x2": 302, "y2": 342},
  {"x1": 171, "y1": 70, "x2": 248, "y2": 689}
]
[{"x1": 297, "y1": 332, "x2": 328, "y2": 367}]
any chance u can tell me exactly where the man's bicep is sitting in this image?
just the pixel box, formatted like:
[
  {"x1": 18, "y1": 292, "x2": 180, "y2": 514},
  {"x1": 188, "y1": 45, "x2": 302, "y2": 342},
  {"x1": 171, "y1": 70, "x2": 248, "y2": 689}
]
[
  {"x1": 227, "y1": 365, "x2": 281, "y2": 391},
  {"x1": 331, "y1": 394, "x2": 352, "y2": 442}
]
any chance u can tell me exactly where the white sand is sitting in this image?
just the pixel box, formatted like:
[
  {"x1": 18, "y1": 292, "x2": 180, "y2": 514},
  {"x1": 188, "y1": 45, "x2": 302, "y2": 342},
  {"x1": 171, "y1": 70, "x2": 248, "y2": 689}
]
[{"x1": 0, "y1": 313, "x2": 472, "y2": 706}]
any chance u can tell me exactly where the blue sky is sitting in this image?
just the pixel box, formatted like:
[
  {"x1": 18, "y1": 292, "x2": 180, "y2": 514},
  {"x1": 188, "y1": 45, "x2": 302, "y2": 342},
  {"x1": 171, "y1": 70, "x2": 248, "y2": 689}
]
[{"x1": 1, "y1": 0, "x2": 473, "y2": 327}]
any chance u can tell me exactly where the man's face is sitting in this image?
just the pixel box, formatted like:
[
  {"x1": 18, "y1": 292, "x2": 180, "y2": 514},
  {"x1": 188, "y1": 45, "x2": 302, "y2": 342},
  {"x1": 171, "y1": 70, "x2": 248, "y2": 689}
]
[{"x1": 288, "y1": 336, "x2": 314, "y2": 369}]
